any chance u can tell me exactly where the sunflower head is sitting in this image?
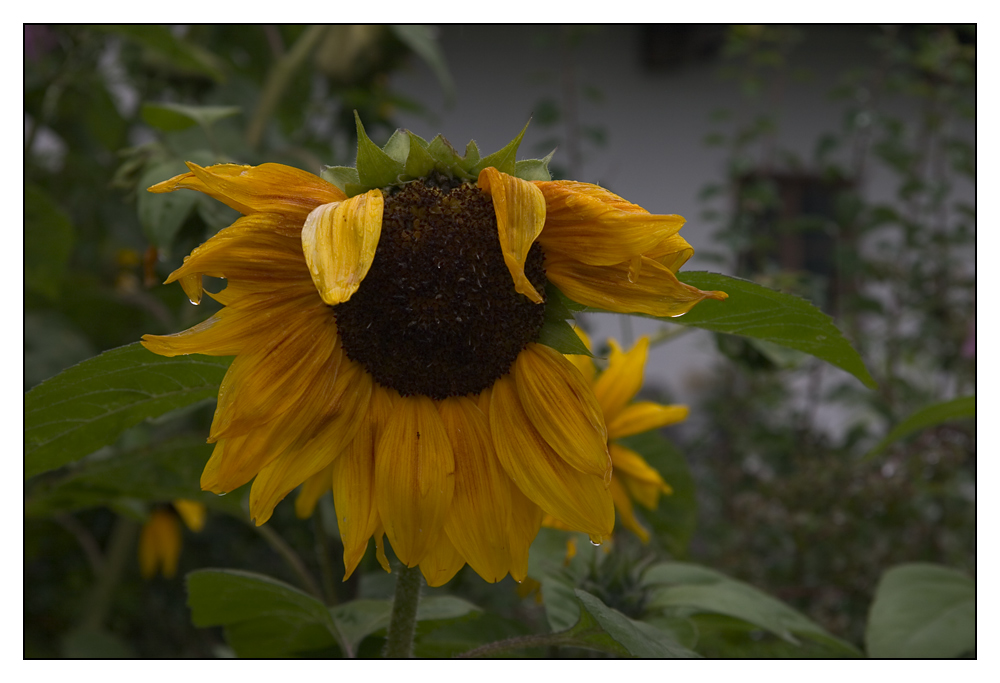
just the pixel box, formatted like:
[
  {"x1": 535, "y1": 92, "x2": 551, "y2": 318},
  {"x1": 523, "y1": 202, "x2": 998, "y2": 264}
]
[{"x1": 142, "y1": 116, "x2": 725, "y2": 587}]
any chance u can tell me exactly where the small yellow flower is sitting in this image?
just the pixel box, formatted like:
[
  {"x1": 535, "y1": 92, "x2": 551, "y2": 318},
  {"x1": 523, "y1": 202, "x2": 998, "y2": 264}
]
[
  {"x1": 558, "y1": 330, "x2": 685, "y2": 543},
  {"x1": 138, "y1": 500, "x2": 206, "y2": 579},
  {"x1": 141, "y1": 126, "x2": 724, "y2": 587}
]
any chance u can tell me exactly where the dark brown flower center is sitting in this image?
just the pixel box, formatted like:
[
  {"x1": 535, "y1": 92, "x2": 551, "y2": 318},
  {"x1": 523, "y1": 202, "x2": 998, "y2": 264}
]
[{"x1": 333, "y1": 177, "x2": 547, "y2": 399}]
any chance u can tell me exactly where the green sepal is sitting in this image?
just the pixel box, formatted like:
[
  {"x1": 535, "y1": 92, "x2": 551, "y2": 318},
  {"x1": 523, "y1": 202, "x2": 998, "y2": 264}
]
[
  {"x1": 537, "y1": 317, "x2": 592, "y2": 357},
  {"x1": 515, "y1": 150, "x2": 555, "y2": 181},
  {"x1": 403, "y1": 131, "x2": 437, "y2": 179},
  {"x1": 426, "y1": 134, "x2": 470, "y2": 178},
  {"x1": 354, "y1": 111, "x2": 404, "y2": 190},
  {"x1": 457, "y1": 140, "x2": 481, "y2": 173},
  {"x1": 471, "y1": 120, "x2": 529, "y2": 177},
  {"x1": 320, "y1": 166, "x2": 359, "y2": 194},
  {"x1": 382, "y1": 128, "x2": 411, "y2": 164}
]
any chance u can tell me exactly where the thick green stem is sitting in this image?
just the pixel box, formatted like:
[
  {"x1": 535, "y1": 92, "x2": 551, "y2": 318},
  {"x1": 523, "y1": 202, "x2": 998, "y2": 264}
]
[{"x1": 383, "y1": 563, "x2": 422, "y2": 658}]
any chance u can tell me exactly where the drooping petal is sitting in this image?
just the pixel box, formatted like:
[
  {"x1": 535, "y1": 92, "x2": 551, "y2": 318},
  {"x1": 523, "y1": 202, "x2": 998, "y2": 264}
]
[
  {"x1": 546, "y1": 252, "x2": 728, "y2": 318},
  {"x1": 301, "y1": 190, "x2": 384, "y2": 306},
  {"x1": 609, "y1": 477, "x2": 650, "y2": 544},
  {"x1": 607, "y1": 402, "x2": 689, "y2": 440},
  {"x1": 333, "y1": 385, "x2": 394, "y2": 580},
  {"x1": 489, "y1": 373, "x2": 614, "y2": 542},
  {"x1": 172, "y1": 500, "x2": 206, "y2": 532},
  {"x1": 249, "y1": 358, "x2": 373, "y2": 525},
  {"x1": 513, "y1": 344, "x2": 611, "y2": 482},
  {"x1": 534, "y1": 180, "x2": 685, "y2": 266},
  {"x1": 294, "y1": 462, "x2": 334, "y2": 519},
  {"x1": 477, "y1": 167, "x2": 546, "y2": 304},
  {"x1": 419, "y1": 532, "x2": 466, "y2": 588},
  {"x1": 593, "y1": 338, "x2": 649, "y2": 423},
  {"x1": 610, "y1": 442, "x2": 672, "y2": 509},
  {"x1": 439, "y1": 397, "x2": 513, "y2": 584},
  {"x1": 375, "y1": 395, "x2": 455, "y2": 567},
  {"x1": 148, "y1": 162, "x2": 346, "y2": 219}
]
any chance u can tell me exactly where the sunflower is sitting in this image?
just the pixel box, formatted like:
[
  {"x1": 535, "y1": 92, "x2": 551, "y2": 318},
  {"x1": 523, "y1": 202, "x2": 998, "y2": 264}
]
[
  {"x1": 138, "y1": 500, "x2": 206, "y2": 579},
  {"x1": 558, "y1": 329, "x2": 687, "y2": 544},
  {"x1": 142, "y1": 119, "x2": 725, "y2": 587}
]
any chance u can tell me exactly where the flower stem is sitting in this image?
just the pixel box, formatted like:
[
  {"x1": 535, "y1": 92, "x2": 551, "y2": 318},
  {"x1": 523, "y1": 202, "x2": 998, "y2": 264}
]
[{"x1": 383, "y1": 562, "x2": 422, "y2": 658}]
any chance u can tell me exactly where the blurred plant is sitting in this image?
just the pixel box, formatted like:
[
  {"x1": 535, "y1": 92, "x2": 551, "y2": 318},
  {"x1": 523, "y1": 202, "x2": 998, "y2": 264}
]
[{"x1": 688, "y1": 24, "x2": 975, "y2": 646}]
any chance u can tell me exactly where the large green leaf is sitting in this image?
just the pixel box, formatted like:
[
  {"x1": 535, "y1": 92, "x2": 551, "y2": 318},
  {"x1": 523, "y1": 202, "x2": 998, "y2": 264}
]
[
  {"x1": 141, "y1": 102, "x2": 241, "y2": 132},
  {"x1": 643, "y1": 562, "x2": 860, "y2": 656},
  {"x1": 866, "y1": 396, "x2": 975, "y2": 459},
  {"x1": 25, "y1": 343, "x2": 231, "y2": 479},
  {"x1": 670, "y1": 272, "x2": 876, "y2": 388},
  {"x1": 566, "y1": 590, "x2": 698, "y2": 658},
  {"x1": 865, "y1": 563, "x2": 975, "y2": 658},
  {"x1": 187, "y1": 569, "x2": 480, "y2": 658}
]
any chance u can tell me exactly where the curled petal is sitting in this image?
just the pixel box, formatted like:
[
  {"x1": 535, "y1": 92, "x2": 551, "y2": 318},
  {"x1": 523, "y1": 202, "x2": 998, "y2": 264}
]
[
  {"x1": 593, "y1": 338, "x2": 649, "y2": 423},
  {"x1": 546, "y1": 252, "x2": 727, "y2": 318},
  {"x1": 477, "y1": 167, "x2": 546, "y2": 303},
  {"x1": 489, "y1": 374, "x2": 614, "y2": 542},
  {"x1": 607, "y1": 402, "x2": 689, "y2": 440},
  {"x1": 513, "y1": 344, "x2": 610, "y2": 482},
  {"x1": 301, "y1": 190, "x2": 384, "y2": 306},
  {"x1": 149, "y1": 162, "x2": 346, "y2": 219},
  {"x1": 439, "y1": 397, "x2": 513, "y2": 584},
  {"x1": 375, "y1": 395, "x2": 455, "y2": 567},
  {"x1": 534, "y1": 180, "x2": 685, "y2": 266}
]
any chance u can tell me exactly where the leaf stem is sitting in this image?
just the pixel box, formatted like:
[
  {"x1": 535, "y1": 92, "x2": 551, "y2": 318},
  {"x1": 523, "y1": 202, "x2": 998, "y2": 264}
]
[
  {"x1": 250, "y1": 521, "x2": 324, "y2": 601},
  {"x1": 383, "y1": 562, "x2": 422, "y2": 658}
]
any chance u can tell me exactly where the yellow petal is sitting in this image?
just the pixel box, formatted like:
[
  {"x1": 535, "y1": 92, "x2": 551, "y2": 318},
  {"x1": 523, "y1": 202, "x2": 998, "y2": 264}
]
[
  {"x1": 607, "y1": 402, "x2": 689, "y2": 440},
  {"x1": 373, "y1": 520, "x2": 391, "y2": 574},
  {"x1": 334, "y1": 386, "x2": 394, "y2": 579},
  {"x1": 610, "y1": 477, "x2": 651, "y2": 543},
  {"x1": 375, "y1": 395, "x2": 455, "y2": 567},
  {"x1": 610, "y1": 442, "x2": 672, "y2": 508},
  {"x1": 419, "y1": 532, "x2": 466, "y2": 588},
  {"x1": 513, "y1": 344, "x2": 610, "y2": 482},
  {"x1": 593, "y1": 338, "x2": 649, "y2": 422},
  {"x1": 489, "y1": 373, "x2": 614, "y2": 541},
  {"x1": 546, "y1": 252, "x2": 728, "y2": 318},
  {"x1": 534, "y1": 180, "x2": 685, "y2": 266},
  {"x1": 294, "y1": 462, "x2": 334, "y2": 519},
  {"x1": 249, "y1": 358, "x2": 372, "y2": 525},
  {"x1": 172, "y1": 500, "x2": 206, "y2": 532},
  {"x1": 646, "y1": 233, "x2": 694, "y2": 273},
  {"x1": 477, "y1": 167, "x2": 545, "y2": 304},
  {"x1": 439, "y1": 397, "x2": 513, "y2": 584},
  {"x1": 139, "y1": 509, "x2": 182, "y2": 579},
  {"x1": 149, "y1": 162, "x2": 346, "y2": 219},
  {"x1": 301, "y1": 190, "x2": 384, "y2": 306},
  {"x1": 507, "y1": 483, "x2": 543, "y2": 583}
]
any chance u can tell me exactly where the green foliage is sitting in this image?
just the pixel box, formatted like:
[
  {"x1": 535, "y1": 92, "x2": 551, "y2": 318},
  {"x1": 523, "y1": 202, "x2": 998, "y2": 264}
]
[
  {"x1": 866, "y1": 396, "x2": 975, "y2": 459},
  {"x1": 566, "y1": 590, "x2": 698, "y2": 658},
  {"x1": 865, "y1": 563, "x2": 975, "y2": 658}
]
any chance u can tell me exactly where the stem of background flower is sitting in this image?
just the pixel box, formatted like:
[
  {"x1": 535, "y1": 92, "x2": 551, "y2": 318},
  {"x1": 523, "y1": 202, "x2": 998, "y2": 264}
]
[
  {"x1": 313, "y1": 514, "x2": 338, "y2": 606},
  {"x1": 79, "y1": 516, "x2": 138, "y2": 632},
  {"x1": 383, "y1": 562, "x2": 422, "y2": 658},
  {"x1": 250, "y1": 522, "x2": 324, "y2": 601}
]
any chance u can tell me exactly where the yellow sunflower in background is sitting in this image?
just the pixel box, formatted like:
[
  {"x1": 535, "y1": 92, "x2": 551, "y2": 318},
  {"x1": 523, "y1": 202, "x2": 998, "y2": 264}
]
[
  {"x1": 142, "y1": 118, "x2": 725, "y2": 587},
  {"x1": 138, "y1": 500, "x2": 206, "y2": 579},
  {"x1": 560, "y1": 329, "x2": 687, "y2": 544}
]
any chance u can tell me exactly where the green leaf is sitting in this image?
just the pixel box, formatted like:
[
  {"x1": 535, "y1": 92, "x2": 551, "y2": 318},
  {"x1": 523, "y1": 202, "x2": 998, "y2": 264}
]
[
  {"x1": 354, "y1": 112, "x2": 404, "y2": 190},
  {"x1": 320, "y1": 166, "x2": 360, "y2": 194},
  {"x1": 568, "y1": 590, "x2": 699, "y2": 658},
  {"x1": 25, "y1": 343, "x2": 231, "y2": 479},
  {"x1": 672, "y1": 272, "x2": 876, "y2": 388},
  {"x1": 537, "y1": 317, "x2": 591, "y2": 357},
  {"x1": 388, "y1": 25, "x2": 456, "y2": 104},
  {"x1": 866, "y1": 396, "x2": 975, "y2": 460},
  {"x1": 141, "y1": 102, "x2": 241, "y2": 132},
  {"x1": 618, "y1": 431, "x2": 697, "y2": 558},
  {"x1": 187, "y1": 569, "x2": 344, "y2": 657},
  {"x1": 25, "y1": 184, "x2": 75, "y2": 299},
  {"x1": 471, "y1": 121, "x2": 530, "y2": 177},
  {"x1": 99, "y1": 26, "x2": 227, "y2": 82},
  {"x1": 643, "y1": 562, "x2": 860, "y2": 656},
  {"x1": 865, "y1": 563, "x2": 975, "y2": 658}
]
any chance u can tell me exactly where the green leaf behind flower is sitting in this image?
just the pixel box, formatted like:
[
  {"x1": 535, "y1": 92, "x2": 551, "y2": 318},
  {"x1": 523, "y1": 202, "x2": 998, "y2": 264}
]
[
  {"x1": 566, "y1": 590, "x2": 699, "y2": 658},
  {"x1": 865, "y1": 396, "x2": 975, "y2": 460},
  {"x1": 672, "y1": 272, "x2": 876, "y2": 389},
  {"x1": 24, "y1": 343, "x2": 231, "y2": 479}
]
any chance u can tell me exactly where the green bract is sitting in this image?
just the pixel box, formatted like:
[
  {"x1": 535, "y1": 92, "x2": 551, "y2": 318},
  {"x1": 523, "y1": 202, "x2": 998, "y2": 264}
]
[{"x1": 320, "y1": 112, "x2": 553, "y2": 196}]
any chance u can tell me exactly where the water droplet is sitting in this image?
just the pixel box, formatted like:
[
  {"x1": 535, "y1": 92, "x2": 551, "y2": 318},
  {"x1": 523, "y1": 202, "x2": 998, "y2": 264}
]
[
  {"x1": 188, "y1": 297, "x2": 201, "y2": 306},
  {"x1": 590, "y1": 540, "x2": 601, "y2": 547},
  {"x1": 216, "y1": 491, "x2": 226, "y2": 496}
]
